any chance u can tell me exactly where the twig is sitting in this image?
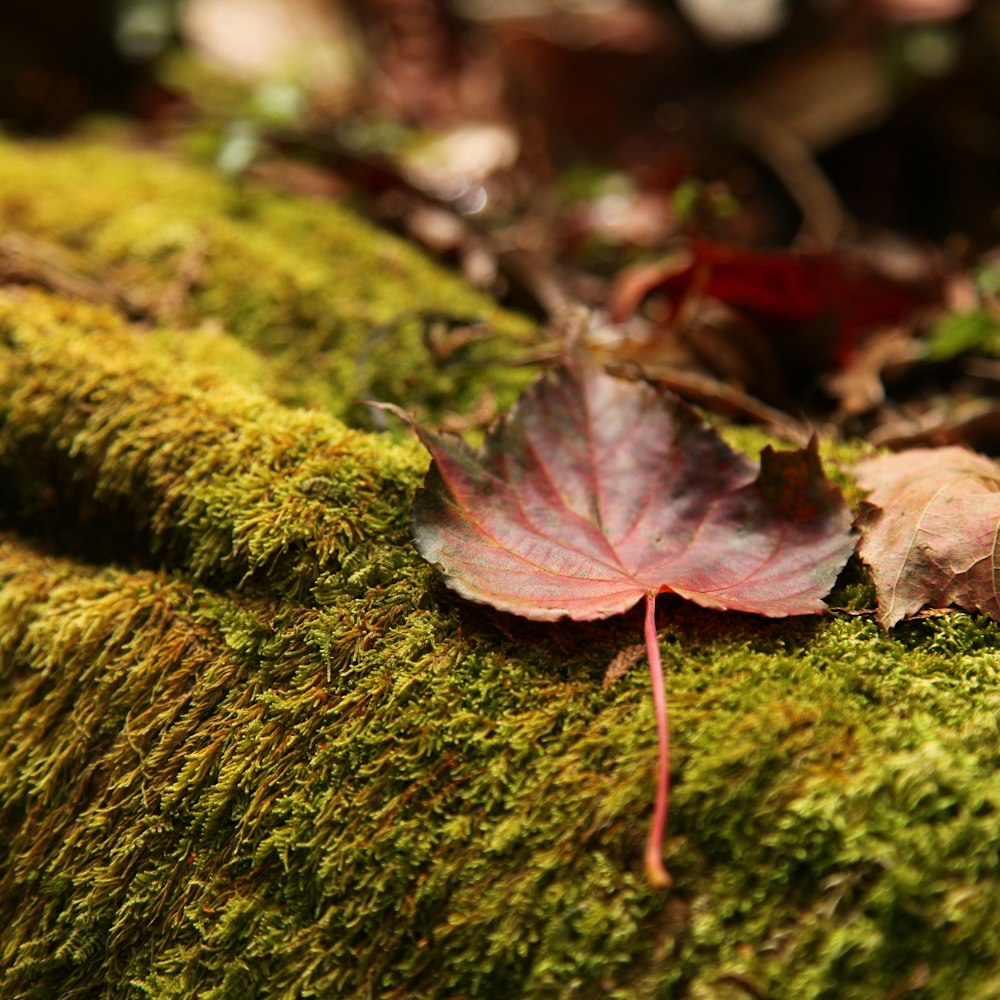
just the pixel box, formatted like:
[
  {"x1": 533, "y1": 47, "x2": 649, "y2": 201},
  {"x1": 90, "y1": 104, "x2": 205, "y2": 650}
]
[{"x1": 732, "y1": 100, "x2": 846, "y2": 249}]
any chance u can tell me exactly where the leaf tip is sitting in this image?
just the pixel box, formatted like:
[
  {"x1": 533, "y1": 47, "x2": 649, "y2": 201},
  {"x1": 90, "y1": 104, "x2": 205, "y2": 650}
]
[{"x1": 363, "y1": 400, "x2": 417, "y2": 429}]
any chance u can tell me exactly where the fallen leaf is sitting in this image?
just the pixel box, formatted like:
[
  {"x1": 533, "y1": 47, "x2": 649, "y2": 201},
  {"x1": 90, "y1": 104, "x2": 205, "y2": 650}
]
[
  {"x1": 382, "y1": 355, "x2": 855, "y2": 886},
  {"x1": 609, "y1": 239, "x2": 943, "y2": 369},
  {"x1": 404, "y1": 357, "x2": 854, "y2": 620},
  {"x1": 856, "y1": 447, "x2": 1000, "y2": 627},
  {"x1": 869, "y1": 403, "x2": 1000, "y2": 453},
  {"x1": 582, "y1": 307, "x2": 805, "y2": 436},
  {"x1": 823, "y1": 326, "x2": 919, "y2": 418}
]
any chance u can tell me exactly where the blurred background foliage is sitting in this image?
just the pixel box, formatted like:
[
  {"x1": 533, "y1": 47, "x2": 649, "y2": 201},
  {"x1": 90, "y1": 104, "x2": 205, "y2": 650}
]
[
  {"x1": 4, "y1": 0, "x2": 1000, "y2": 446},
  {"x1": 3, "y1": 0, "x2": 998, "y2": 250}
]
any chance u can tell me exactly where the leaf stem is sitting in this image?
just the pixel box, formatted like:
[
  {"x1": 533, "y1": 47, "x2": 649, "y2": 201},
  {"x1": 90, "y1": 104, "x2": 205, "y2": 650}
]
[{"x1": 643, "y1": 591, "x2": 672, "y2": 888}]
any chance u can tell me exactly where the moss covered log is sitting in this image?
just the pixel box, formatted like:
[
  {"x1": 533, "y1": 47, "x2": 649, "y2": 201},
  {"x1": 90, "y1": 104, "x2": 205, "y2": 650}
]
[
  {"x1": 3, "y1": 139, "x2": 1000, "y2": 999},
  {"x1": 0, "y1": 137, "x2": 537, "y2": 423}
]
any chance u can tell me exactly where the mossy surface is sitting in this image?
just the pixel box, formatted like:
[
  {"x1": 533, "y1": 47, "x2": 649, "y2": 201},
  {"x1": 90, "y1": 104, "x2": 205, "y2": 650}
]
[
  {"x1": 0, "y1": 137, "x2": 538, "y2": 424},
  {"x1": 2, "y1": 139, "x2": 1000, "y2": 1000}
]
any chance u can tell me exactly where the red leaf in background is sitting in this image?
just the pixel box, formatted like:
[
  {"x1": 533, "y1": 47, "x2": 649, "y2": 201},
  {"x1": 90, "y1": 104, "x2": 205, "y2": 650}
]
[
  {"x1": 856, "y1": 447, "x2": 1000, "y2": 628},
  {"x1": 384, "y1": 356, "x2": 855, "y2": 886},
  {"x1": 610, "y1": 239, "x2": 943, "y2": 365}
]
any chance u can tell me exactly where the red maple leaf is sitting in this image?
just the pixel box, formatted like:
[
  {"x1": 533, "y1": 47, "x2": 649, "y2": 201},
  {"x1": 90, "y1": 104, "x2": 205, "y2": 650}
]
[
  {"x1": 610, "y1": 239, "x2": 943, "y2": 366},
  {"x1": 384, "y1": 356, "x2": 856, "y2": 885}
]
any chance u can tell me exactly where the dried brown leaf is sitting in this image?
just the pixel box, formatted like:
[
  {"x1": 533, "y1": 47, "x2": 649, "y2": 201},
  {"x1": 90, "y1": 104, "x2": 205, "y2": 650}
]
[{"x1": 856, "y1": 446, "x2": 1000, "y2": 627}]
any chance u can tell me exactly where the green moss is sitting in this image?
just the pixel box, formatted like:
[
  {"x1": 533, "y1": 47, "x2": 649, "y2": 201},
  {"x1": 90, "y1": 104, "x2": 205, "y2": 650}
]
[
  {"x1": 0, "y1": 137, "x2": 538, "y2": 424},
  {"x1": 0, "y1": 287, "x2": 432, "y2": 601},
  {"x1": 6, "y1": 527, "x2": 1000, "y2": 998},
  {"x1": 2, "y1": 138, "x2": 1000, "y2": 999}
]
